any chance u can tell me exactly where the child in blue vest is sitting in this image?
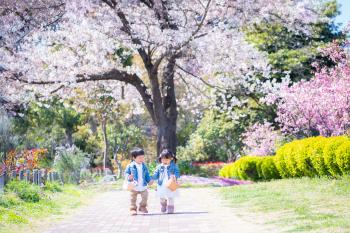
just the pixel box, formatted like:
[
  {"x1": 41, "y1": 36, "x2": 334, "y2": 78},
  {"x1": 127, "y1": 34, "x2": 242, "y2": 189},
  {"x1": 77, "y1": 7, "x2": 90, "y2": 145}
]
[
  {"x1": 152, "y1": 149, "x2": 180, "y2": 214},
  {"x1": 124, "y1": 148, "x2": 153, "y2": 215}
]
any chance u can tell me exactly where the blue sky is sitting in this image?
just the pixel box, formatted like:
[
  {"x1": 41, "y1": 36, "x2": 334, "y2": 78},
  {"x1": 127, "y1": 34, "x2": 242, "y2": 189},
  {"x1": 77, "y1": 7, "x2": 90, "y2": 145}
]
[{"x1": 335, "y1": 0, "x2": 350, "y2": 28}]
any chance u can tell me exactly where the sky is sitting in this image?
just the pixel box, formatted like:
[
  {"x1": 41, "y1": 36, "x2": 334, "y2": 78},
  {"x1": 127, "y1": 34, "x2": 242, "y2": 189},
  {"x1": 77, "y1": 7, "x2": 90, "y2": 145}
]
[{"x1": 335, "y1": 0, "x2": 350, "y2": 29}]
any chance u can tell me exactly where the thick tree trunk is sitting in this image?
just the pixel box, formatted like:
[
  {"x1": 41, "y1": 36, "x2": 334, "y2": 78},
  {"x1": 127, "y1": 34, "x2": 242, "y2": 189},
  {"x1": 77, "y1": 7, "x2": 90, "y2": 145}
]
[
  {"x1": 148, "y1": 55, "x2": 179, "y2": 156},
  {"x1": 156, "y1": 116, "x2": 177, "y2": 156}
]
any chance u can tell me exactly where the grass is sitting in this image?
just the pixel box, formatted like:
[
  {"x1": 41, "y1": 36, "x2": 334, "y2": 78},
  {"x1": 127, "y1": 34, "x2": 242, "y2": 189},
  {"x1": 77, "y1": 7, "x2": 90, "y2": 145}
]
[
  {"x1": 221, "y1": 176, "x2": 350, "y2": 233},
  {"x1": 0, "y1": 180, "x2": 122, "y2": 233}
]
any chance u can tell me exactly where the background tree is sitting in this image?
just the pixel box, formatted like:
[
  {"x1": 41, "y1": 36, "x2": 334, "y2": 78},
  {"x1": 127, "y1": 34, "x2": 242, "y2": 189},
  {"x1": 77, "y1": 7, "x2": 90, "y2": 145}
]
[
  {"x1": 1, "y1": 0, "x2": 324, "y2": 154},
  {"x1": 108, "y1": 121, "x2": 145, "y2": 178},
  {"x1": 13, "y1": 98, "x2": 81, "y2": 150},
  {"x1": 178, "y1": 110, "x2": 243, "y2": 162},
  {"x1": 0, "y1": 108, "x2": 18, "y2": 161},
  {"x1": 265, "y1": 41, "x2": 350, "y2": 137},
  {"x1": 245, "y1": 0, "x2": 344, "y2": 82}
]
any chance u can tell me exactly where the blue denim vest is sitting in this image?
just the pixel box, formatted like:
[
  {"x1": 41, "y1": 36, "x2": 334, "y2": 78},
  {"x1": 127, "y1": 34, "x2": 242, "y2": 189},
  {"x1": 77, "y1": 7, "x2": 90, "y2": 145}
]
[
  {"x1": 152, "y1": 161, "x2": 180, "y2": 186},
  {"x1": 124, "y1": 161, "x2": 151, "y2": 186}
]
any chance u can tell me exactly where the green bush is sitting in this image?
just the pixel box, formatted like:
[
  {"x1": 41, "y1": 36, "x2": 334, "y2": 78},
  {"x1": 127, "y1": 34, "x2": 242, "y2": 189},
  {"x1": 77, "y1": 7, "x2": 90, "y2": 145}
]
[
  {"x1": 177, "y1": 111, "x2": 242, "y2": 162},
  {"x1": 237, "y1": 156, "x2": 263, "y2": 181},
  {"x1": 219, "y1": 164, "x2": 230, "y2": 177},
  {"x1": 323, "y1": 136, "x2": 348, "y2": 177},
  {"x1": 220, "y1": 156, "x2": 278, "y2": 181},
  {"x1": 275, "y1": 136, "x2": 350, "y2": 178},
  {"x1": 335, "y1": 141, "x2": 350, "y2": 175},
  {"x1": 54, "y1": 146, "x2": 88, "y2": 184},
  {"x1": 274, "y1": 142, "x2": 293, "y2": 178},
  {"x1": 220, "y1": 156, "x2": 262, "y2": 181},
  {"x1": 44, "y1": 182, "x2": 62, "y2": 192},
  {"x1": 294, "y1": 137, "x2": 320, "y2": 177},
  {"x1": 5, "y1": 180, "x2": 41, "y2": 202},
  {"x1": 0, "y1": 193, "x2": 22, "y2": 207},
  {"x1": 177, "y1": 160, "x2": 192, "y2": 175},
  {"x1": 259, "y1": 156, "x2": 280, "y2": 180},
  {"x1": 309, "y1": 136, "x2": 328, "y2": 176},
  {"x1": 220, "y1": 136, "x2": 350, "y2": 181}
]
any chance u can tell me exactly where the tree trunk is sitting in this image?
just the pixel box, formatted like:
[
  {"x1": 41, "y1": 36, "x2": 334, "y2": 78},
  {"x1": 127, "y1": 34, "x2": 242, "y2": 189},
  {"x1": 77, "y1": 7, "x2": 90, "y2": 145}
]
[
  {"x1": 65, "y1": 129, "x2": 73, "y2": 146},
  {"x1": 101, "y1": 117, "x2": 108, "y2": 176},
  {"x1": 156, "y1": 114, "x2": 177, "y2": 156},
  {"x1": 113, "y1": 147, "x2": 123, "y2": 179},
  {"x1": 147, "y1": 55, "x2": 179, "y2": 156}
]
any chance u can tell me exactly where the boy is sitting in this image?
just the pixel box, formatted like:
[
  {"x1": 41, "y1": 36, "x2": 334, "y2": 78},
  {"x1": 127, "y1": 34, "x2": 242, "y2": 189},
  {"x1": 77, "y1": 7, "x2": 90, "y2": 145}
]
[{"x1": 124, "y1": 148, "x2": 153, "y2": 215}]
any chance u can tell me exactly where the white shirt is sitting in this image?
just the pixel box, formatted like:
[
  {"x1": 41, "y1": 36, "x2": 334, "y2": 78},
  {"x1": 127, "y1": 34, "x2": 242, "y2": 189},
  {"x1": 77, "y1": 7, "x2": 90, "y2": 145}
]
[{"x1": 134, "y1": 163, "x2": 147, "y2": 192}]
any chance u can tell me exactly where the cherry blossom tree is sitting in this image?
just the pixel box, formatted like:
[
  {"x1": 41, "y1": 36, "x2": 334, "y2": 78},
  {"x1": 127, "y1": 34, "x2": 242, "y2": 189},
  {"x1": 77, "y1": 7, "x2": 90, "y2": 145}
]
[
  {"x1": 242, "y1": 121, "x2": 283, "y2": 156},
  {"x1": 264, "y1": 41, "x2": 350, "y2": 137},
  {"x1": 1, "y1": 0, "x2": 326, "y2": 153},
  {"x1": 0, "y1": 0, "x2": 65, "y2": 50}
]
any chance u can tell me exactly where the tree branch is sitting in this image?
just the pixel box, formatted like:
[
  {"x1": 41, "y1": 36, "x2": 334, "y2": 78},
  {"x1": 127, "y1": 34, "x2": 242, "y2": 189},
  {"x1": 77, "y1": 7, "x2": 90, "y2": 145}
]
[
  {"x1": 175, "y1": 64, "x2": 225, "y2": 91},
  {"x1": 115, "y1": 9, "x2": 153, "y2": 71},
  {"x1": 7, "y1": 69, "x2": 156, "y2": 122}
]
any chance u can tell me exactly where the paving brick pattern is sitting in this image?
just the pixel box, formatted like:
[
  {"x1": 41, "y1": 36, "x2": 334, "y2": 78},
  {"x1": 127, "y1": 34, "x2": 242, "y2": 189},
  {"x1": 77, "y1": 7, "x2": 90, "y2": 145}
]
[{"x1": 43, "y1": 188, "x2": 272, "y2": 233}]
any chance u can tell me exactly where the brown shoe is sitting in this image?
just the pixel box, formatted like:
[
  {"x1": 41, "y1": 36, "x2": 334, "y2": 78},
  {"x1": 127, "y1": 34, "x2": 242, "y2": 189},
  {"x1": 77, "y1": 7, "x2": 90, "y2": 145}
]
[
  {"x1": 130, "y1": 209, "x2": 137, "y2": 216},
  {"x1": 138, "y1": 206, "x2": 148, "y2": 214}
]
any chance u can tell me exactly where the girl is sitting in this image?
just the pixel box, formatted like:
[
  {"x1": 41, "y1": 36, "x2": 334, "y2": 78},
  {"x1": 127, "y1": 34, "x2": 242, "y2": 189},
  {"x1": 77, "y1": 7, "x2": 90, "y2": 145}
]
[{"x1": 152, "y1": 148, "x2": 180, "y2": 214}]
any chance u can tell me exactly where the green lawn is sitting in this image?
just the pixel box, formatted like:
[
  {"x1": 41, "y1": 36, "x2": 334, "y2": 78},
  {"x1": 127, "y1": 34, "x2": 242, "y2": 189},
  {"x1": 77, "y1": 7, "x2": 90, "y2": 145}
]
[
  {"x1": 0, "y1": 180, "x2": 122, "y2": 233},
  {"x1": 221, "y1": 176, "x2": 350, "y2": 233}
]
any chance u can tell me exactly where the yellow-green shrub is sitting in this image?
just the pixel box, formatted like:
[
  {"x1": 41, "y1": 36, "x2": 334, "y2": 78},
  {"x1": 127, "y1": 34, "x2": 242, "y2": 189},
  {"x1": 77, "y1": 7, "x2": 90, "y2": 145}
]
[
  {"x1": 323, "y1": 136, "x2": 348, "y2": 177},
  {"x1": 259, "y1": 156, "x2": 280, "y2": 180},
  {"x1": 294, "y1": 137, "x2": 321, "y2": 177},
  {"x1": 219, "y1": 156, "x2": 279, "y2": 181},
  {"x1": 335, "y1": 141, "x2": 350, "y2": 175},
  {"x1": 274, "y1": 141, "x2": 295, "y2": 178},
  {"x1": 309, "y1": 136, "x2": 328, "y2": 176},
  {"x1": 219, "y1": 136, "x2": 350, "y2": 181},
  {"x1": 237, "y1": 156, "x2": 263, "y2": 181},
  {"x1": 218, "y1": 163, "x2": 231, "y2": 177}
]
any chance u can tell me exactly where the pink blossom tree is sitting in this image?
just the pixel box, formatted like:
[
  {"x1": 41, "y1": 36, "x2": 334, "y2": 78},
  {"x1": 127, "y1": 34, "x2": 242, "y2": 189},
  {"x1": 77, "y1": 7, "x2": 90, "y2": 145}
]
[
  {"x1": 242, "y1": 121, "x2": 282, "y2": 156},
  {"x1": 265, "y1": 41, "x2": 350, "y2": 137},
  {"x1": 1, "y1": 0, "x2": 325, "y2": 153}
]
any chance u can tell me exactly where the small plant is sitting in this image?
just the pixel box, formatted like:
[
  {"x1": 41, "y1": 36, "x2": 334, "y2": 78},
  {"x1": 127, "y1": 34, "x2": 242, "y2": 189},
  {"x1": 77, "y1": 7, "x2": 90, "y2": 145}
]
[
  {"x1": 0, "y1": 192, "x2": 22, "y2": 207},
  {"x1": 44, "y1": 182, "x2": 62, "y2": 192},
  {"x1": 5, "y1": 180, "x2": 41, "y2": 202},
  {"x1": 54, "y1": 146, "x2": 89, "y2": 184}
]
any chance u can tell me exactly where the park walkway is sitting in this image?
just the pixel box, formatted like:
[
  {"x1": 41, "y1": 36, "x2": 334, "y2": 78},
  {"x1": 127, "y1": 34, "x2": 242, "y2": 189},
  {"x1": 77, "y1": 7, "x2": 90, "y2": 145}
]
[{"x1": 43, "y1": 188, "x2": 272, "y2": 233}]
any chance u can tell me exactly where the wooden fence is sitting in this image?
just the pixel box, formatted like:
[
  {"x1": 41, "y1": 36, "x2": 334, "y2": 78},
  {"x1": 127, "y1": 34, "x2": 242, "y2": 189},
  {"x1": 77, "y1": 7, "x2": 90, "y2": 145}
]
[{"x1": 0, "y1": 169, "x2": 60, "y2": 194}]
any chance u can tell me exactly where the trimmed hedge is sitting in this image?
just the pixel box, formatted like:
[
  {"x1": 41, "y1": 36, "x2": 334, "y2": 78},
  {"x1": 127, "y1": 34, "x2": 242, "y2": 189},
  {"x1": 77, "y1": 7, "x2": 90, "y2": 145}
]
[
  {"x1": 219, "y1": 156, "x2": 279, "y2": 181},
  {"x1": 219, "y1": 136, "x2": 350, "y2": 181}
]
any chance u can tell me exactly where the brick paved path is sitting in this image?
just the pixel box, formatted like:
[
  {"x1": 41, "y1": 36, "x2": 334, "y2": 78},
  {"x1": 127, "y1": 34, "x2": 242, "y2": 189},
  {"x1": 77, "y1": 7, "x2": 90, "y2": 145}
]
[{"x1": 43, "y1": 188, "x2": 273, "y2": 233}]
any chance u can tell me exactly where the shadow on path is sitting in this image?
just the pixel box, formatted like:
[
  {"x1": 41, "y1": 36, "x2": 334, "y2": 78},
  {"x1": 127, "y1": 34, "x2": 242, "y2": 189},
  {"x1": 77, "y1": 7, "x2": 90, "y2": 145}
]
[{"x1": 139, "y1": 211, "x2": 209, "y2": 216}]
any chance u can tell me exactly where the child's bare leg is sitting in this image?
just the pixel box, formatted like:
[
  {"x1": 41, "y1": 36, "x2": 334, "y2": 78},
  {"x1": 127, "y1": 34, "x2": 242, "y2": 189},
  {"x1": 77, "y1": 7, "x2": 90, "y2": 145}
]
[{"x1": 160, "y1": 198, "x2": 167, "y2": 213}]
